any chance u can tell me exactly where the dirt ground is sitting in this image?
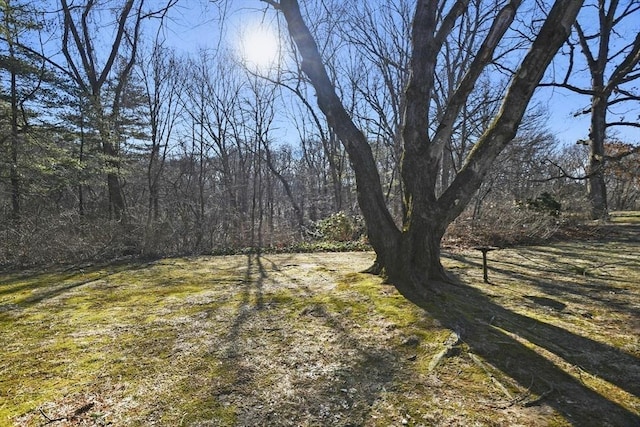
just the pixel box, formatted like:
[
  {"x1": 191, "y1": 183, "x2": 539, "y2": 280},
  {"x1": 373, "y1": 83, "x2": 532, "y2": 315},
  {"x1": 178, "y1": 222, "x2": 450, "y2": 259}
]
[{"x1": 1, "y1": 224, "x2": 638, "y2": 426}]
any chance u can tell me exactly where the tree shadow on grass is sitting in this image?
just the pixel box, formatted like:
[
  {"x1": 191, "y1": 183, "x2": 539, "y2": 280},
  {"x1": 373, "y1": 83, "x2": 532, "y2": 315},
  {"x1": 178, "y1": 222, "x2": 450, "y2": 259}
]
[
  {"x1": 420, "y1": 276, "x2": 640, "y2": 426},
  {"x1": 446, "y1": 250, "x2": 640, "y2": 321},
  {"x1": 214, "y1": 252, "x2": 639, "y2": 425},
  {"x1": 219, "y1": 254, "x2": 400, "y2": 426},
  {"x1": 224, "y1": 254, "x2": 266, "y2": 360},
  {"x1": 0, "y1": 262, "x2": 148, "y2": 311},
  {"x1": 237, "y1": 302, "x2": 400, "y2": 426}
]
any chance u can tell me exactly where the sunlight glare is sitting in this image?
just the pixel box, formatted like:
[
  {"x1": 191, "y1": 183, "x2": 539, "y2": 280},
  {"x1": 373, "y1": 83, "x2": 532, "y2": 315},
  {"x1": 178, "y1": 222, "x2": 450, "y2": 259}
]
[{"x1": 240, "y1": 25, "x2": 280, "y2": 71}]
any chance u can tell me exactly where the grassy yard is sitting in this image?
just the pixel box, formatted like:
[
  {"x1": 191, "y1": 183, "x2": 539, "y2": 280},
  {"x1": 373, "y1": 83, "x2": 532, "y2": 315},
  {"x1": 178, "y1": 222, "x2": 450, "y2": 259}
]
[
  {"x1": 1, "y1": 224, "x2": 638, "y2": 426},
  {"x1": 610, "y1": 211, "x2": 640, "y2": 224}
]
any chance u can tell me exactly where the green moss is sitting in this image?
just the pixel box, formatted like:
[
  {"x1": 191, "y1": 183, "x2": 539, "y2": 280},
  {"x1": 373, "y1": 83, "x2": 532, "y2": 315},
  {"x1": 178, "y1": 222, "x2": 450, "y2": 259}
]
[
  {"x1": 265, "y1": 289, "x2": 300, "y2": 306},
  {"x1": 335, "y1": 272, "x2": 423, "y2": 327},
  {"x1": 145, "y1": 359, "x2": 239, "y2": 426},
  {"x1": 0, "y1": 258, "x2": 245, "y2": 424}
]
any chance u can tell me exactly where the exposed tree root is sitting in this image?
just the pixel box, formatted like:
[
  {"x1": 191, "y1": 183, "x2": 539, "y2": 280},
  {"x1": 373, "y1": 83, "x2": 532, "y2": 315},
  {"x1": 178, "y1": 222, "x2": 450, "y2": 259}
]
[
  {"x1": 361, "y1": 260, "x2": 383, "y2": 275},
  {"x1": 427, "y1": 331, "x2": 462, "y2": 372}
]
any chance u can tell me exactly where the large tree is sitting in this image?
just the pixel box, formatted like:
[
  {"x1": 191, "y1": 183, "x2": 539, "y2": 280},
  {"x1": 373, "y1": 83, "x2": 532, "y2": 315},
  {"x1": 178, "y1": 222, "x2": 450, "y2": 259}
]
[
  {"x1": 262, "y1": 0, "x2": 584, "y2": 303},
  {"x1": 59, "y1": 0, "x2": 146, "y2": 221},
  {"x1": 543, "y1": 0, "x2": 640, "y2": 219}
]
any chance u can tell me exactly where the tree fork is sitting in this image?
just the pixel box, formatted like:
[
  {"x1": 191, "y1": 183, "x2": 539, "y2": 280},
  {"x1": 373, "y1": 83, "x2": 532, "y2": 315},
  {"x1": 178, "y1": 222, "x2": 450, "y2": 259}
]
[{"x1": 267, "y1": 0, "x2": 584, "y2": 301}]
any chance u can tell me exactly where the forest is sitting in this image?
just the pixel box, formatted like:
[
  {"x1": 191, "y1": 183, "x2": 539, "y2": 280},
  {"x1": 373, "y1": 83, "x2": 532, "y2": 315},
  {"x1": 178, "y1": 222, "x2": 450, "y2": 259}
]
[{"x1": 0, "y1": 0, "x2": 638, "y2": 269}]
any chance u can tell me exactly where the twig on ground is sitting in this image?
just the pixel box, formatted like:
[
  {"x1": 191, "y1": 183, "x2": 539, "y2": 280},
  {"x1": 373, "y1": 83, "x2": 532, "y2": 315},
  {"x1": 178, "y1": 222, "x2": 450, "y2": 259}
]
[
  {"x1": 39, "y1": 402, "x2": 95, "y2": 424},
  {"x1": 487, "y1": 376, "x2": 534, "y2": 409},
  {"x1": 39, "y1": 407, "x2": 66, "y2": 424},
  {"x1": 522, "y1": 385, "x2": 554, "y2": 407},
  {"x1": 468, "y1": 352, "x2": 514, "y2": 400}
]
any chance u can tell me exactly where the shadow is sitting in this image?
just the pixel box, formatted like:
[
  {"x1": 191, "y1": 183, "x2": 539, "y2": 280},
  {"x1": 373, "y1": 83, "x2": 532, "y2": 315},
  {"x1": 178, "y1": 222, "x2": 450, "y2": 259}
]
[
  {"x1": 445, "y1": 250, "x2": 640, "y2": 321},
  {"x1": 598, "y1": 224, "x2": 640, "y2": 243},
  {"x1": 234, "y1": 301, "x2": 400, "y2": 426},
  {"x1": 494, "y1": 264, "x2": 640, "y2": 322},
  {"x1": 0, "y1": 262, "x2": 151, "y2": 312},
  {"x1": 0, "y1": 267, "x2": 101, "y2": 298},
  {"x1": 217, "y1": 253, "x2": 400, "y2": 425},
  {"x1": 524, "y1": 295, "x2": 567, "y2": 311},
  {"x1": 417, "y1": 276, "x2": 640, "y2": 426},
  {"x1": 224, "y1": 254, "x2": 266, "y2": 360}
]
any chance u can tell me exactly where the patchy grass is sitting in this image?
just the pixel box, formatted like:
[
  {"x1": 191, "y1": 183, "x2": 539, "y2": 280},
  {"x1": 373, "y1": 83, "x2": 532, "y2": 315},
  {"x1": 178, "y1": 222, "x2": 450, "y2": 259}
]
[
  {"x1": 1, "y1": 226, "x2": 639, "y2": 426},
  {"x1": 610, "y1": 211, "x2": 640, "y2": 224}
]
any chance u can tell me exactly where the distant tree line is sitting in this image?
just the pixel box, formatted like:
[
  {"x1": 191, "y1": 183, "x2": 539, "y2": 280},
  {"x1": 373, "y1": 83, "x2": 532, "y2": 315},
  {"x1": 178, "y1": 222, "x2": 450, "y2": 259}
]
[{"x1": 0, "y1": 0, "x2": 638, "y2": 268}]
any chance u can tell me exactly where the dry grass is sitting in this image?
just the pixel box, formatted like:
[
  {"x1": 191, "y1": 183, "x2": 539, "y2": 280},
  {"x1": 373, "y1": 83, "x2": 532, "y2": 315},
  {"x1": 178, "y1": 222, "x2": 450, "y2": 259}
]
[
  {"x1": 0, "y1": 224, "x2": 638, "y2": 426},
  {"x1": 610, "y1": 211, "x2": 640, "y2": 224}
]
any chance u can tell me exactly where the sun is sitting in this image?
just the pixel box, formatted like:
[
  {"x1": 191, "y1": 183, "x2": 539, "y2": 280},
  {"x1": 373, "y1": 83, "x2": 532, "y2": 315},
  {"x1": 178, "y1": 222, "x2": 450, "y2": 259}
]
[{"x1": 239, "y1": 25, "x2": 280, "y2": 71}]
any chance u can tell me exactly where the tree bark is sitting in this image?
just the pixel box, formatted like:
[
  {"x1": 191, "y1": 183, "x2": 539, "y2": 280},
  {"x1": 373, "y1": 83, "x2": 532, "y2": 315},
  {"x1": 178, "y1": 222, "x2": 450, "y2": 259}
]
[
  {"x1": 104, "y1": 142, "x2": 126, "y2": 221},
  {"x1": 9, "y1": 51, "x2": 20, "y2": 222},
  {"x1": 587, "y1": 92, "x2": 608, "y2": 219},
  {"x1": 94, "y1": 99, "x2": 126, "y2": 221}
]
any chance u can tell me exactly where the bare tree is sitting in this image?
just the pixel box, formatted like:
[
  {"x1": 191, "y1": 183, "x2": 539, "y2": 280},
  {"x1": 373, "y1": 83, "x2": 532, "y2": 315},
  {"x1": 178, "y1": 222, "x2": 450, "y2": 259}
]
[
  {"x1": 58, "y1": 0, "x2": 143, "y2": 220},
  {"x1": 137, "y1": 42, "x2": 182, "y2": 223},
  {"x1": 339, "y1": 0, "x2": 521, "y2": 216},
  {"x1": 260, "y1": 15, "x2": 353, "y2": 218},
  {"x1": 542, "y1": 0, "x2": 640, "y2": 219},
  {"x1": 241, "y1": 73, "x2": 278, "y2": 248},
  {"x1": 59, "y1": 0, "x2": 177, "y2": 220},
  {"x1": 281, "y1": 81, "x2": 350, "y2": 217},
  {"x1": 262, "y1": 0, "x2": 583, "y2": 303}
]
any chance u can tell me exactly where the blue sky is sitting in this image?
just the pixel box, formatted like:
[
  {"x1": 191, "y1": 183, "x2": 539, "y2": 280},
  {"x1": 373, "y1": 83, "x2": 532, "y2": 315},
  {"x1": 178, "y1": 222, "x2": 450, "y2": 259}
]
[{"x1": 159, "y1": 1, "x2": 638, "y2": 148}]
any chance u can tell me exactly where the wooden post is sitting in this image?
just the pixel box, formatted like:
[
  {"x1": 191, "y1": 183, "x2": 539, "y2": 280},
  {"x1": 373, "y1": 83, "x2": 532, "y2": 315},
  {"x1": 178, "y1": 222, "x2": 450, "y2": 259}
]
[{"x1": 474, "y1": 246, "x2": 498, "y2": 283}]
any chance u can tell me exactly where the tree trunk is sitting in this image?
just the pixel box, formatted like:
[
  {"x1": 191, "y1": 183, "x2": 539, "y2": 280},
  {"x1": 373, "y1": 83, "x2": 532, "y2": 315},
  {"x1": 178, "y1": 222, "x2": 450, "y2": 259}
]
[
  {"x1": 78, "y1": 101, "x2": 86, "y2": 217},
  {"x1": 91, "y1": 96, "x2": 126, "y2": 221},
  {"x1": 570, "y1": 0, "x2": 640, "y2": 219},
  {"x1": 148, "y1": 139, "x2": 160, "y2": 223},
  {"x1": 103, "y1": 139, "x2": 126, "y2": 221},
  {"x1": 587, "y1": 88, "x2": 609, "y2": 219},
  {"x1": 10, "y1": 61, "x2": 20, "y2": 222},
  {"x1": 387, "y1": 218, "x2": 449, "y2": 303},
  {"x1": 587, "y1": 160, "x2": 608, "y2": 219}
]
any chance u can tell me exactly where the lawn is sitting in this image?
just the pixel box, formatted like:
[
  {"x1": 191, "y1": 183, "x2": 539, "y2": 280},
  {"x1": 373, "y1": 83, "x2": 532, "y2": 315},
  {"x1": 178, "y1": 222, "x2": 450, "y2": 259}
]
[{"x1": 1, "y1": 224, "x2": 638, "y2": 426}]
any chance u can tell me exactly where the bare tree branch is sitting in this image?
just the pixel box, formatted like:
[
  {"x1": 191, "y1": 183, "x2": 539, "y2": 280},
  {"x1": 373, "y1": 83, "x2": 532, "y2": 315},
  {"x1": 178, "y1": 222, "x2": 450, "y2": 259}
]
[
  {"x1": 538, "y1": 81, "x2": 595, "y2": 95},
  {"x1": 432, "y1": 0, "x2": 522, "y2": 156},
  {"x1": 606, "y1": 121, "x2": 640, "y2": 129}
]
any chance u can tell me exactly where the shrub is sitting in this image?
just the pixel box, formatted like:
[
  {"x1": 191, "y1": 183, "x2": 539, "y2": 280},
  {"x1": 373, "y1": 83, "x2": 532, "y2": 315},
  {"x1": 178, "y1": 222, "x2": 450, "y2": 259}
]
[
  {"x1": 315, "y1": 211, "x2": 365, "y2": 242},
  {"x1": 446, "y1": 201, "x2": 563, "y2": 248},
  {"x1": 518, "y1": 192, "x2": 562, "y2": 217}
]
